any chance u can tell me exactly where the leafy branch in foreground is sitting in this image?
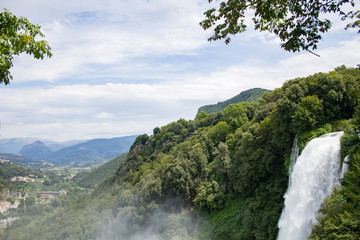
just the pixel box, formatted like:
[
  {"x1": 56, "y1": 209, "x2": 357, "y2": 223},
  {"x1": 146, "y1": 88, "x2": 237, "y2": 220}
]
[
  {"x1": 200, "y1": 0, "x2": 360, "y2": 53},
  {"x1": 0, "y1": 9, "x2": 52, "y2": 85}
]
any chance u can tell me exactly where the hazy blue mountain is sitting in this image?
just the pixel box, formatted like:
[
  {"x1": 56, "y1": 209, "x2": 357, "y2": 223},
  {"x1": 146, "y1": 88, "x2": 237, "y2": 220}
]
[
  {"x1": 19, "y1": 141, "x2": 52, "y2": 160},
  {"x1": 1, "y1": 136, "x2": 137, "y2": 168},
  {"x1": 198, "y1": 88, "x2": 270, "y2": 114},
  {"x1": 46, "y1": 140, "x2": 85, "y2": 152},
  {"x1": 0, "y1": 137, "x2": 42, "y2": 154},
  {"x1": 45, "y1": 135, "x2": 137, "y2": 167},
  {"x1": 0, "y1": 137, "x2": 84, "y2": 154}
]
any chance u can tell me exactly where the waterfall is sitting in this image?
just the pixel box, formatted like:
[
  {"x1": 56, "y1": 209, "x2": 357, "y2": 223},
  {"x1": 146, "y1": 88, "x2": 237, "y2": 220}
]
[
  {"x1": 277, "y1": 132, "x2": 344, "y2": 240},
  {"x1": 340, "y1": 155, "x2": 349, "y2": 179},
  {"x1": 288, "y1": 135, "x2": 299, "y2": 183}
]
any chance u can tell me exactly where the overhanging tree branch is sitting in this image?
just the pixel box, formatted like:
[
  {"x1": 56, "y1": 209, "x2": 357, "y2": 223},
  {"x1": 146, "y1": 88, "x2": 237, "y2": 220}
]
[
  {"x1": 0, "y1": 9, "x2": 52, "y2": 85},
  {"x1": 200, "y1": 0, "x2": 359, "y2": 53}
]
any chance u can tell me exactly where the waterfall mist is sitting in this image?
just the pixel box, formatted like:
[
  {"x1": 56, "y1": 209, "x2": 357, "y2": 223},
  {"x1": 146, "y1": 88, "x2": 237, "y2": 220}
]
[{"x1": 277, "y1": 132, "x2": 344, "y2": 240}]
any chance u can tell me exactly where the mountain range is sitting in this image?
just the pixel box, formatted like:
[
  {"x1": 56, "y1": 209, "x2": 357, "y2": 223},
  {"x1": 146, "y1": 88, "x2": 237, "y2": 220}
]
[
  {"x1": 42, "y1": 136, "x2": 137, "y2": 167},
  {"x1": 0, "y1": 138, "x2": 84, "y2": 154},
  {"x1": 0, "y1": 135, "x2": 137, "y2": 168}
]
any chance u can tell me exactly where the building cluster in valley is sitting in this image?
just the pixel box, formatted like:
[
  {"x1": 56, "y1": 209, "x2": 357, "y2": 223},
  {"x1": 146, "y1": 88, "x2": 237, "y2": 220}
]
[
  {"x1": 0, "y1": 159, "x2": 12, "y2": 164},
  {"x1": 10, "y1": 176, "x2": 44, "y2": 183},
  {"x1": 0, "y1": 189, "x2": 66, "y2": 215},
  {"x1": 0, "y1": 191, "x2": 21, "y2": 214}
]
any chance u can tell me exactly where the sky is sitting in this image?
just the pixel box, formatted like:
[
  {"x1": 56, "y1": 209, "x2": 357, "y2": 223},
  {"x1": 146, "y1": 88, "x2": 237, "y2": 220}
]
[{"x1": 1, "y1": 0, "x2": 359, "y2": 142}]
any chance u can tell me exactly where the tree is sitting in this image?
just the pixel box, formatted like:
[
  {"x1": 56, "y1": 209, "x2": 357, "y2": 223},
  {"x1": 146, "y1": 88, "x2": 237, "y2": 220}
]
[
  {"x1": 25, "y1": 195, "x2": 35, "y2": 207},
  {"x1": 193, "y1": 180, "x2": 224, "y2": 211},
  {"x1": 290, "y1": 95, "x2": 324, "y2": 132},
  {"x1": 0, "y1": 9, "x2": 52, "y2": 85},
  {"x1": 200, "y1": 0, "x2": 359, "y2": 53},
  {"x1": 207, "y1": 121, "x2": 230, "y2": 145},
  {"x1": 223, "y1": 103, "x2": 248, "y2": 131}
]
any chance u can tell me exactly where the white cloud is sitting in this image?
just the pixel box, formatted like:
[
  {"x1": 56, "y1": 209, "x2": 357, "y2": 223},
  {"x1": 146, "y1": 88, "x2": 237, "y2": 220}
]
[
  {"x1": 2, "y1": 33, "x2": 359, "y2": 141},
  {"x1": 1, "y1": 1, "x2": 359, "y2": 141},
  {"x1": 276, "y1": 37, "x2": 360, "y2": 76},
  {"x1": 6, "y1": 0, "x2": 209, "y2": 82}
]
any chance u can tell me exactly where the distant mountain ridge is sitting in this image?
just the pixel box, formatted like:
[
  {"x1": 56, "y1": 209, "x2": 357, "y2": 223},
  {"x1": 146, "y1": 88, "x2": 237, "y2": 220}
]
[
  {"x1": 45, "y1": 136, "x2": 137, "y2": 167},
  {"x1": 0, "y1": 138, "x2": 43, "y2": 154},
  {"x1": 198, "y1": 88, "x2": 270, "y2": 114},
  {"x1": 0, "y1": 137, "x2": 84, "y2": 154},
  {"x1": 17, "y1": 135, "x2": 137, "y2": 167}
]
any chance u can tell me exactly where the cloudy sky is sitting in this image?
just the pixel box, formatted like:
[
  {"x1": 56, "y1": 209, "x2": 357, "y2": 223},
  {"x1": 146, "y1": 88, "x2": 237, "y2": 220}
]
[{"x1": 1, "y1": 0, "x2": 359, "y2": 142}]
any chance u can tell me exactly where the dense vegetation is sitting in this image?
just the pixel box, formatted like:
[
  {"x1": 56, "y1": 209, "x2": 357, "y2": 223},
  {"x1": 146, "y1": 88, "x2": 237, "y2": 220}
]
[
  {"x1": 198, "y1": 88, "x2": 269, "y2": 114},
  {"x1": 1, "y1": 66, "x2": 360, "y2": 240}
]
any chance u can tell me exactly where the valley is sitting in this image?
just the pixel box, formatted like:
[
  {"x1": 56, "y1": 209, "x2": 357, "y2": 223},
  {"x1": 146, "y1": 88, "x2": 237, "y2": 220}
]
[
  {"x1": 0, "y1": 163, "x2": 86, "y2": 222},
  {"x1": 0, "y1": 136, "x2": 136, "y2": 234},
  {"x1": 1, "y1": 66, "x2": 359, "y2": 239}
]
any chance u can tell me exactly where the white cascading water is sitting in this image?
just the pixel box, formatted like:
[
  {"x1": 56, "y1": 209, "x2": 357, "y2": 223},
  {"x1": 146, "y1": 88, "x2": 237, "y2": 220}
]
[
  {"x1": 288, "y1": 135, "x2": 299, "y2": 184},
  {"x1": 277, "y1": 132, "x2": 344, "y2": 240},
  {"x1": 340, "y1": 155, "x2": 349, "y2": 179}
]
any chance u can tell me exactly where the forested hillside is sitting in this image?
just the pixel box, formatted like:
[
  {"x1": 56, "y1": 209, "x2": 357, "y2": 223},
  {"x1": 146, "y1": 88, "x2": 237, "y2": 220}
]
[
  {"x1": 198, "y1": 88, "x2": 270, "y2": 114},
  {"x1": 73, "y1": 153, "x2": 127, "y2": 188},
  {"x1": 1, "y1": 66, "x2": 360, "y2": 240}
]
